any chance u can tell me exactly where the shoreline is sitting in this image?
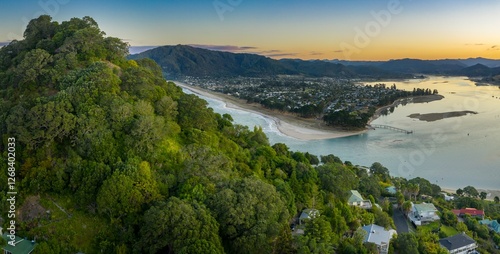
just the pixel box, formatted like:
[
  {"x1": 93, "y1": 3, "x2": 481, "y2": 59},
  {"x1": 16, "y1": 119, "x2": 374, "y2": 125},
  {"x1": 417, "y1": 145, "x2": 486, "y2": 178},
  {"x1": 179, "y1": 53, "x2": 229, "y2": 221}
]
[
  {"x1": 174, "y1": 81, "x2": 367, "y2": 141},
  {"x1": 441, "y1": 188, "x2": 500, "y2": 201},
  {"x1": 175, "y1": 82, "x2": 500, "y2": 193},
  {"x1": 370, "y1": 94, "x2": 444, "y2": 123}
]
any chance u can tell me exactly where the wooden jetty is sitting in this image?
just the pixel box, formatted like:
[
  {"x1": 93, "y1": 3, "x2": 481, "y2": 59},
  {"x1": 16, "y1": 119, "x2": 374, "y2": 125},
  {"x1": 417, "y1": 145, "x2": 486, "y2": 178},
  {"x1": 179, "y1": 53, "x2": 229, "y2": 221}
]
[{"x1": 370, "y1": 124, "x2": 413, "y2": 134}]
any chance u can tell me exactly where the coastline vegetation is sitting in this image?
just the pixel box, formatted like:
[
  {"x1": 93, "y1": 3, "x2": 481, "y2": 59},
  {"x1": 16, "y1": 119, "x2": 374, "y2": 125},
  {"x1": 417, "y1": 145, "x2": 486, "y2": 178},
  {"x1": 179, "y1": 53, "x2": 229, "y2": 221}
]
[{"x1": 0, "y1": 16, "x2": 499, "y2": 254}]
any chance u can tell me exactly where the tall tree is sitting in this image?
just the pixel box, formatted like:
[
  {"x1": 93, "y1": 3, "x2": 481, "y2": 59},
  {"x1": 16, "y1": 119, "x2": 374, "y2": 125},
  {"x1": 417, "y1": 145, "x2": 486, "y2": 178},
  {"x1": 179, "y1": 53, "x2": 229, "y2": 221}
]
[
  {"x1": 394, "y1": 233, "x2": 419, "y2": 254},
  {"x1": 137, "y1": 197, "x2": 224, "y2": 254},
  {"x1": 208, "y1": 177, "x2": 289, "y2": 254}
]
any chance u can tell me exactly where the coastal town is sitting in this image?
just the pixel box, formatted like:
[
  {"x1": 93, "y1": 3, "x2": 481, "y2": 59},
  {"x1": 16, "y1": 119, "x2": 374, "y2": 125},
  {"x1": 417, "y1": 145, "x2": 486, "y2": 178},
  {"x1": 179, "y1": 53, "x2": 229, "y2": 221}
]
[{"x1": 180, "y1": 75, "x2": 438, "y2": 128}]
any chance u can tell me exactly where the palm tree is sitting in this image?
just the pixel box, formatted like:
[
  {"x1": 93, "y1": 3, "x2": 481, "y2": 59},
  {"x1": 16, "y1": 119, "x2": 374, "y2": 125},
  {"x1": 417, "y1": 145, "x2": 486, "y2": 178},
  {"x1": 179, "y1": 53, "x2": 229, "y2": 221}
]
[{"x1": 402, "y1": 201, "x2": 412, "y2": 217}]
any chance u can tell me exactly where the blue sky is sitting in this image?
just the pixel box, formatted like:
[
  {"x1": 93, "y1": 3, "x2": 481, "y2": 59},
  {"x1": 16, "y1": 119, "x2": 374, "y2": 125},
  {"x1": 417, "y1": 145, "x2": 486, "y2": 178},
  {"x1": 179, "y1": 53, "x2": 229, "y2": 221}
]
[{"x1": 1, "y1": 0, "x2": 499, "y2": 60}]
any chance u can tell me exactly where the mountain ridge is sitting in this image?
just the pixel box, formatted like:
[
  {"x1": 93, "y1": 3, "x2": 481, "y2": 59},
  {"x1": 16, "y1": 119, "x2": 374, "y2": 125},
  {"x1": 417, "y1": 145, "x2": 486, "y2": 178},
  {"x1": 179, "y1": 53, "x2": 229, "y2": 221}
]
[{"x1": 130, "y1": 45, "x2": 500, "y2": 79}]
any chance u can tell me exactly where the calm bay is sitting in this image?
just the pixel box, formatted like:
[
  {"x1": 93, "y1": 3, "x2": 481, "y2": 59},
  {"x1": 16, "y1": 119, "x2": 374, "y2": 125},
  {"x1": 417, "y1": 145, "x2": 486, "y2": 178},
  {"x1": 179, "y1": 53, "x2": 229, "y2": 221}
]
[{"x1": 183, "y1": 76, "x2": 500, "y2": 190}]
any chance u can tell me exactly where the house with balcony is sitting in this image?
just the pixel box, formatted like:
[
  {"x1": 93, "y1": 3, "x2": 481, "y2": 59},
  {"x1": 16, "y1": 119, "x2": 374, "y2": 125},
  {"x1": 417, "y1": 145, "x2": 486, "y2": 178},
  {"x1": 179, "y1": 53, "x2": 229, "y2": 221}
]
[
  {"x1": 409, "y1": 202, "x2": 440, "y2": 226},
  {"x1": 439, "y1": 233, "x2": 477, "y2": 254}
]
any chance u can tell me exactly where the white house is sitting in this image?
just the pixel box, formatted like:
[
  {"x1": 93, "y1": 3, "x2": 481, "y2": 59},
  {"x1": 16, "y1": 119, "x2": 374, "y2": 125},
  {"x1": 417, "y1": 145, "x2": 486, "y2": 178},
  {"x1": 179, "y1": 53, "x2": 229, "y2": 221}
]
[
  {"x1": 409, "y1": 202, "x2": 440, "y2": 226},
  {"x1": 348, "y1": 190, "x2": 372, "y2": 209},
  {"x1": 361, "y1": 224, "x2": 397, "y2": 254},
  {"x1": 439, "y1": 233, "x2": 477, "y2": 254},
  {"x1": 299, "y1": 209, "x2": 320, "y2": 225},
  {"x1": 442, "y1": 192, "x2": 455, "y2": 201}
]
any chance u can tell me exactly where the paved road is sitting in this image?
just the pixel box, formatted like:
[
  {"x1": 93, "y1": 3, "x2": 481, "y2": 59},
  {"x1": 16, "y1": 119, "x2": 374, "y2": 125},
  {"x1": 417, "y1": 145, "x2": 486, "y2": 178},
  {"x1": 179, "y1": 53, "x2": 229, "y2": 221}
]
[{"x1": 392, "y1": 205, "x2": 410, "y2": 234}]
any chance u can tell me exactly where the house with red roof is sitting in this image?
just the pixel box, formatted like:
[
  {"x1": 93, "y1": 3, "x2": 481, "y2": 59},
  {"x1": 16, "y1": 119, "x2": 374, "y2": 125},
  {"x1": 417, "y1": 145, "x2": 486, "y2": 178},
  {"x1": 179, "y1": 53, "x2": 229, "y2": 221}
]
[{"x1": 452, "y1": 208, "x2": 485, "y2": 219}]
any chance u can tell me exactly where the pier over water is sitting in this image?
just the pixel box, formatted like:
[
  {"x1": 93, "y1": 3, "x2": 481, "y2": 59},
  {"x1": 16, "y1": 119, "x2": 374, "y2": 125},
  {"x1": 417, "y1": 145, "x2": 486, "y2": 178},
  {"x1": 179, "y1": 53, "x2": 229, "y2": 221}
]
[{"x1": 369, "y1": 124, "x2": 413, "y2": 134}]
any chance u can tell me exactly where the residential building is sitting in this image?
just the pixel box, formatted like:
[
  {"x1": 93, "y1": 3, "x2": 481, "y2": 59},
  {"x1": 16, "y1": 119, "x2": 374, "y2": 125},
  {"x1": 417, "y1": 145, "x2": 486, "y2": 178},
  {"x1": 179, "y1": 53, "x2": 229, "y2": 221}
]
[
  {"x1": 299, "y1": 209, "x2": 320, "y2": 225},
  {"x1": 442, "y1": 192, "x2": 455, "y2": 201},
  {"x1": 361, "y1": 224, "x2": 397, "y2": 254},
  {"x1": 452, "y1": 208, "x2": 485, "y2": 219},
  {"x1": 1, "y1": 233, "x2": 37, "y2": 254},
  {"x1": 385, "y1": 186, "x2": 397, "y2": 195},
  {"x1": 479, "y1": 219, "x2": 500, "y2": 233},
  {"x1": 409, "y1": 202, "x2": 440, "y2": 226},
  {"x1": 439, "y1": 232, "x2": 477, "y2": 254},
  {"x1": 348, "y1": 190, "x2": 372, "y2": 209}
]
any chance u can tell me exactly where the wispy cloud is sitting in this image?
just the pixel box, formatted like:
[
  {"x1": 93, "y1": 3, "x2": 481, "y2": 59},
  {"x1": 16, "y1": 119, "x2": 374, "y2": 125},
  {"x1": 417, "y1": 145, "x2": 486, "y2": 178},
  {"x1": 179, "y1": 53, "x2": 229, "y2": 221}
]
[
  {"x1": 265, "y1": 53, "x2": 298, "y2": 58},
  {"x1": 309, "y1": 51, "x2": 323, "y2": 56},
  {"x1": 486, "y1": 45, "x2": 499, "y2": 51},
  {"x1": 333, "y1": 50, "x2": 345, "y2": 53},
  {"x1": 188, "y1": 44, "x2": 258, "y2": 52},
  {"x1": 465, "y1": 43, "x2": 485, "y2": 46}
]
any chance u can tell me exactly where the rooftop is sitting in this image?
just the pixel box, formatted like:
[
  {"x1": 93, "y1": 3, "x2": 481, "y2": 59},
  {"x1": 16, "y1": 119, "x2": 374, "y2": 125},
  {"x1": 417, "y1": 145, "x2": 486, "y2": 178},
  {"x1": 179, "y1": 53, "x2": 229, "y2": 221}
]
[
  {"x1": 452, "y1": 208, "x2": 485, "y2": 217},
  {"x1": 348, "y1": 190, "x2": 365, "y2": 203},
  {"x1": 1, "y1": 233, "x2": 37, "y2": 254},
  {"x1": 361, "y1": 224, "x2": 396, "y2": 246},
  {"x1": 413, "y1": 202, "x2": 438, "y2": 213},
  {"x1": 439, "y1": 233, "x2": 476, "y2": 251}
]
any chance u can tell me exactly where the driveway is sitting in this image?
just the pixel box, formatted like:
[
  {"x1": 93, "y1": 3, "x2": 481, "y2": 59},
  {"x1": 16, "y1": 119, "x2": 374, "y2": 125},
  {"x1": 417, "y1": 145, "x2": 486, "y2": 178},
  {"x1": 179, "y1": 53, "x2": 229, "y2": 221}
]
[{"x1": 392, "y1": 204, "x2": 411, "y2": 234}]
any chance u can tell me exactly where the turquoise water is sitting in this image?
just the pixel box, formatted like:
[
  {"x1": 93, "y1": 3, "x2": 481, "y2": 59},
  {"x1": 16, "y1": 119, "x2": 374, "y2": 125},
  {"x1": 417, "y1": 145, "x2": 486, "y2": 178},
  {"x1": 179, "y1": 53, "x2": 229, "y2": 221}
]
[{"x1": 183, "y1": 76, "x2": 500, "y2": 189}]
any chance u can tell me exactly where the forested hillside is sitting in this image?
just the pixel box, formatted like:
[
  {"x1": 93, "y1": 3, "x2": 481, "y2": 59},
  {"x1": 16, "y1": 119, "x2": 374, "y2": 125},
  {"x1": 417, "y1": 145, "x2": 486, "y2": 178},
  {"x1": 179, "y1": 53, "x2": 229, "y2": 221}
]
[{"x1": 1, "y1": 16, "x2": 499, "y2": 254}]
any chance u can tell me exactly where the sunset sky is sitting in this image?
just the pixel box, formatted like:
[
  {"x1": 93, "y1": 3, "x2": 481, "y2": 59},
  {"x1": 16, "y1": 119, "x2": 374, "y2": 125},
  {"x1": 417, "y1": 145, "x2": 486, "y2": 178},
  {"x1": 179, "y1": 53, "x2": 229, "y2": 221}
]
[{"x1": 1, "y1": 0, "x2": 499, "y2": 60}]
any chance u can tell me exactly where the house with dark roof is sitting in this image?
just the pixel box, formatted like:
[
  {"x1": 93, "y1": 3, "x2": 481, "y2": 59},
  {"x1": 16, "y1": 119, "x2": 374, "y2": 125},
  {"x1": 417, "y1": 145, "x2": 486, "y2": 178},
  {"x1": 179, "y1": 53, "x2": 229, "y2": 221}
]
[
  {"x1": 439, "y1": 233, "x2": 477, "y2": 254},
  {"x1": 452, "y1": 208, "x2": 485, "y2": 219},
  {"x1": 361, "y1": 224, "x2": 396, "y2": 254},
  {"x1": 348, "y1": 190, "x2": 372, "y2": 209},
  {"x1": 1, "y1": 233, "x2": 37, "y2": 254}
]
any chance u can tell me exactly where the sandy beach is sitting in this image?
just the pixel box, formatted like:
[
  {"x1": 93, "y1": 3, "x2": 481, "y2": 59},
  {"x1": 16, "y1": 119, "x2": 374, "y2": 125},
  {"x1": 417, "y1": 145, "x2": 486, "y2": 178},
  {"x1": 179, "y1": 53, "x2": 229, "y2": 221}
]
[
  {"x1": 442, "y1": 188, "x2": 500, "y2": 201},
  {"x1": 174, "y1": 81, "x2": 367, "y2": 141}
]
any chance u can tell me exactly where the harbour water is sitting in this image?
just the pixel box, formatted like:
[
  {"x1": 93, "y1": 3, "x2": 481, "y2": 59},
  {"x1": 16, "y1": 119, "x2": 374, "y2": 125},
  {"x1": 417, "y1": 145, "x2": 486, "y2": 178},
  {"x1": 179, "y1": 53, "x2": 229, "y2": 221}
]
[{"x1": 183, "y1": 76, "x2": 500, "y2": 189}]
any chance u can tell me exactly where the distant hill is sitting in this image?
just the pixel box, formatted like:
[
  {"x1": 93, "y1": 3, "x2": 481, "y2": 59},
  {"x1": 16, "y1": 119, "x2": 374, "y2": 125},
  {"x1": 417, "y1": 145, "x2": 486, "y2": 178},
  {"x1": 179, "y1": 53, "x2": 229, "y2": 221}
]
[
  {"x1": 130, "y1": 45, "x2": 500, "y2": 79},
  {"x1": 129, "y1": 45, "x2": 299, "y2": 78},
  {"x1": 456, "y1": 64, "x2": 494, "y2": 77},
  {"x1": 129, "y1": 45, "x2": 411, "y2": 79},
  {"x1": 458, "y1": 57, "x2": 500, "y2": 68},
  {"x1": 377, "y1": 59, "x2": 466, "y2": 74}
]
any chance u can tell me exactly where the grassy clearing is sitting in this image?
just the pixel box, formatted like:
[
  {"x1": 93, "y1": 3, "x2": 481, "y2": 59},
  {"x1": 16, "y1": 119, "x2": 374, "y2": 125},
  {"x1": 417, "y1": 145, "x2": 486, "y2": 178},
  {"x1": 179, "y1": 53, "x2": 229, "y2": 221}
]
[
  {"x1": 29, "y1": 195, "x2": 108, "y2": 253},
  {"x1": 440, "y1": 225, "x2": 458, "y2": 237}
]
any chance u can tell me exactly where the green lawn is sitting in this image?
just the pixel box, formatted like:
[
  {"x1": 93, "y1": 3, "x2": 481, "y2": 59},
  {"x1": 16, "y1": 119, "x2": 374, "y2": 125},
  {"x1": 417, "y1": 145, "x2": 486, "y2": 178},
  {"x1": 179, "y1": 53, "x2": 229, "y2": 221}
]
[
  {"x1": 420, "y1": 221, "x2": 440, "y2": 232},
  {"x1": 440, "y1": 225, "x2": 458, "y2": 237}
]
